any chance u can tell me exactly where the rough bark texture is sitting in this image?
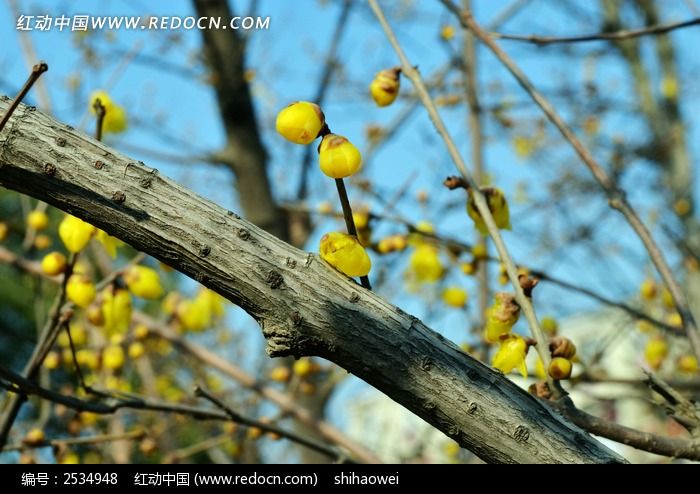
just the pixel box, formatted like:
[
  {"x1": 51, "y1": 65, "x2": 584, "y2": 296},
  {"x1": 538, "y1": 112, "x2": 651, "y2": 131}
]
[{"x1": 0, "y1": 98, "x2": 626, "y2": 464}]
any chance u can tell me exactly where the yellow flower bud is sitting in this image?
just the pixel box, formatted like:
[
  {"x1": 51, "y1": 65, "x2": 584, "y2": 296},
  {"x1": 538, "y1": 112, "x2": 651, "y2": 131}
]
[
  {"x1": 124, "y1": 265, "x2": 164, "y2": 299},
  {"x1": 548, "y1": 357, "x2": 573, "y2": 380},
  {"x1": 102, "y1": 104, "x2": 128, "y2": 134},
  {"x1": 44, "y1": 351, "x2": 61, "y2": 370},
  {"x1": 57, "y1": 324, "x2": 88, "y2": 347},
  {"x1": 661, "y1": 288, "x2": 674, "y2": 309},
  {"x1": 440, "y1": 24, "x2": 455, "y2": 41},
  {"x1": 467, "y1": 187, "x2": 511, "y2": 235},
  {"x1": 127, "y1": 342, "x2": 146, "y2": 359},
  {"x1": 644, "y1": 336, "x2": 668, "y2": 370},
  {"x1": 549, "y1": 336, "x2": 577, "y2": 359},
  {"x1": 415, "y1": 221, "x2": 434, "y2": 234},
  {"x1": 673, "y1": 198, "x2": 691, "y2": 217},
  {"x1": 0, "y1": 222, "x2": 8, "y2": 241},
  {"x1": 639, "y1": 279, "x2": 657, "y2": 301},
  {"x1": 492, "y1": 334, "x2": 529, "y2": 378},
  {"x1": 484, "y1": 293, "x2": 520, "y2": 343},
  {"x1": 58, "y1": 214, "x2": 96, "y2": 253},
  {"x1": 269, "y1": 366, "x2": 291, "y2": 383},
  {"x1": 101, "y1": 286, "x2": 133, "y2": 336},
  {"x1": 95, "y1": 229, "x2": 123, "y2": 258},
  {"x1": 678, "y1": 354, "x2": 698, "y2": 374},
  {"x1": 27, "y1": 210, "x2": 49, "y2": 231},
  {"x1": 133, "y1": 324, "x2": 149, "y2": 340},
  {"x1": 162, "y1": 292, "x2": 181, "y2": 316},
  {"x1": 247, "y1": 426, "x2": 264, "y2": 440},
  {"x1": 319, "y1": 232, "x2": 371, "y2": 278},
  {"x1": 23, "y1": 428, "x2": 46, "y2": 447},
  {"x1": 377, "y1": 234, "x2": 407, "y2": 254},
  {"x1": 409, "y1": 245, "x2": 443, "y2": 283},
  {"x1": 460, "y1": 261, "x2": 476, "y2": 275},
  {"x1": 352, "y1": 210, "x2": 369, "y2": 230},
  {"x1": 293, "y1": 358, "x2": 315, "y2": 378},
  {"x1": 86, "y1": 304, "x2": 105, "y2": 326},
  {"x1": 76, "y1": 349, "x2": 100, "y2": 370},
  {"x1": 541, "y1": 317, "x2": 558, "y2": 336},
  {"x1": 300, "y1": 381, "x2": 316, "y2": 395},
  {"x1": 370, "y1": 67, "x2": 401, "y2": 107},
  {"x1": 442, "y1": 286, "x2": 468, "y2": 308},
  {"x1": 667, "y1": 312, "x2": 683, "y2": 328},
  {"x1": 102, "y1": 345, "x2": 125, "y2": 370},
  {"x1": 471, "y1": 243, "x2": 487, "y2": 260},
  {"x1": 58, "y1": 452, "x2": 80, "y2": 465},
  {"x1": 41, "y1": 252, "x2": 67, "y2": 276},
  {"x1": 275, "y1": 101, "x2": 325, "y2": 144},
  {"x1": 66, "y1": 274, "x2": 96, "y2": 308},
  {"x1": 34, "y1": 234, "x2": 52, "y2": 250},
  {"x1": 660, "y1": 75, "x2": 678, "y2": 100},
  {"x1": 90, "y1": 90, "x2": 127, "y2": 134},
  {"x1": 637, "y1": 320, "x2": 654, "y2": 333},
  {"x1": 318, "y1": 134, "x2": 362, "y2": 179}
]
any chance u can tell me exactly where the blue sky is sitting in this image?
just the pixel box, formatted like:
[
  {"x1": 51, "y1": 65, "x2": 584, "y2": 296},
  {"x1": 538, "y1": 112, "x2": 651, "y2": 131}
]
[
  {"x1": 2, "y1": 0, "x2": 700, "y2": 456},
  {"x1": 2, "y1": 0, "x2": 699, "y2": 347}
]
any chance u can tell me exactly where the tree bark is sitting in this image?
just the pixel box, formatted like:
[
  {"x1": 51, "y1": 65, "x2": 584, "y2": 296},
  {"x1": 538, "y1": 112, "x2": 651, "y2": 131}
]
[{"x1": 0, "y1": 98, "x2": 625, "y2": 464}]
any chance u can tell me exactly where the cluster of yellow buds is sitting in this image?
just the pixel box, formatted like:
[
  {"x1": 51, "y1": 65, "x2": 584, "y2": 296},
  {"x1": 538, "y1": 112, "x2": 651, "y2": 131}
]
[{"x1": 276, "y1": 101, "x2": 371, "y2": 283}]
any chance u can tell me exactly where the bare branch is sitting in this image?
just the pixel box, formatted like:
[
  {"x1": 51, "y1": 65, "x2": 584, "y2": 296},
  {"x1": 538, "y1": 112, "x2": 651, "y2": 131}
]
[{"x1": 491, "y1": 17, "x2": 700, "y2": 45}]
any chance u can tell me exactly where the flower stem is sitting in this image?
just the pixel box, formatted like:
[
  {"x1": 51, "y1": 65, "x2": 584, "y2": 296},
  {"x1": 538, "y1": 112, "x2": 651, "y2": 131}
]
[{"x1": 334, "y1": 178, "x2": 371, "y2": 290}]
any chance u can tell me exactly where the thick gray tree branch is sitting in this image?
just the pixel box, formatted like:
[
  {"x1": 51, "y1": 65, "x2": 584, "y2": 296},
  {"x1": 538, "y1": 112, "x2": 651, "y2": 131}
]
[{"x1": 0, "y1": 98, "x2": 625, "y2": 464}]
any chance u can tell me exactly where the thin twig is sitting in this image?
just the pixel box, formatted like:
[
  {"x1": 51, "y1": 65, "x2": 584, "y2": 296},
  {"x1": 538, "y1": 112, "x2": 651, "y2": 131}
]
[
  {"x1": 194, "y1": 385, "x2": 350, "y2": 463},
  {"x1": 462, "y1": 0, "x2": 489, "y2": 334},
  {"x1": 335, "y1": 178, "x2": 372, "y2": 290},
  {"x1": 93, "y1": 98, "x2": 106, "y2": 142},
  {"x1": 490, "y1": 16, "x2": 700, "y2": 45},
  {"x1": 439, "y1": 0, "x2": 700, "y2": 363},
  {"x1": 0, "y1": 62, "x2": 48, "y2": 133},
  {"x1": 367, "y1": 0, "x2": 557, "y2": 392},
  {"x1": 7, "y1": 0, "x2": 51, "y2": 112}
]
